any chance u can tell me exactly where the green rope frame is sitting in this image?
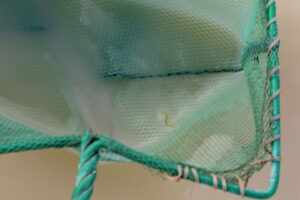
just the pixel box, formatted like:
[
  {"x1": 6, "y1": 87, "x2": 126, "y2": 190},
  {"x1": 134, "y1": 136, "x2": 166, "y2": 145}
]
[
  {"x1": 0, "y1": 0, "x2": 280, "y2": 199},
  {"x1": 71, "y1": 0, "x2": 281, "y2": 199}
]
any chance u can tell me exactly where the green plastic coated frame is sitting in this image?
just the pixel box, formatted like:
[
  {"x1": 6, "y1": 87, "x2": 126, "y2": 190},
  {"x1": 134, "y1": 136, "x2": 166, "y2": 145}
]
[
  {"x1": 72, "y1": 0, "x2": 281, "y2": 199},
  {"x1": 0, "y1": 0, "x2": 280, "y2": 199}
]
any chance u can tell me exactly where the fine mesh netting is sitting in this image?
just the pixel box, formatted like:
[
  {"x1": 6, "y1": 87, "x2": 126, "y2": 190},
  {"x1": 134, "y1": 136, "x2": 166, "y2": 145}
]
[{"x1": 0, "y1": 0, "x2": 274, "y2": 182}]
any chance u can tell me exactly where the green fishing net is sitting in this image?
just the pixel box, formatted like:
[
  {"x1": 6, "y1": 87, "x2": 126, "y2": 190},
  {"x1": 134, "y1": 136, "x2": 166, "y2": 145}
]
[{"x1": 0, "y1": 0, "x2": 280, "y2": 198}]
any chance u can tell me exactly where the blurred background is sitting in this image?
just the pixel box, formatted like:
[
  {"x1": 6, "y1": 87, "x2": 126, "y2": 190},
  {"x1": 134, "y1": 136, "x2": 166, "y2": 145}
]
[{"x1": 0, "y1": 1, "x2": 299, "y2": 199}]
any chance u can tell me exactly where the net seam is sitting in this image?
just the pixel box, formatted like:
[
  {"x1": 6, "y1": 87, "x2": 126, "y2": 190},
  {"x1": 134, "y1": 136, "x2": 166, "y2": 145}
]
[{"x1": 104, "y1": 68, "x2": 244, "y2": 80}]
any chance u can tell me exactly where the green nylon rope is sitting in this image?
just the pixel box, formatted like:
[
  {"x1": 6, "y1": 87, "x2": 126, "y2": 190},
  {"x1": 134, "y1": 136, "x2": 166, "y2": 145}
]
[{"x1": 72, "y1": 131, "x2": 101, "y2": 200}]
